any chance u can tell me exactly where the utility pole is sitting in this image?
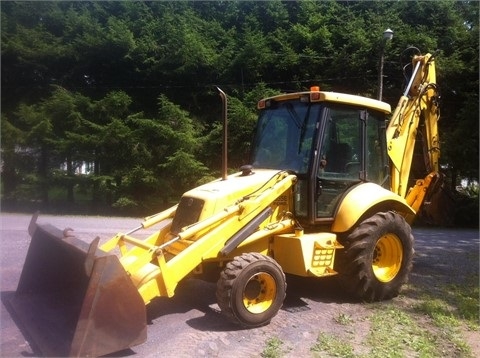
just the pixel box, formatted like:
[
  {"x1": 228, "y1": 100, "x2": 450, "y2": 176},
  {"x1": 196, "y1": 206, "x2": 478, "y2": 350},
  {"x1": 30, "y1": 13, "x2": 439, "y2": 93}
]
[{"x1": 378, "y1": 28, "x2": 394, "y2": 101}]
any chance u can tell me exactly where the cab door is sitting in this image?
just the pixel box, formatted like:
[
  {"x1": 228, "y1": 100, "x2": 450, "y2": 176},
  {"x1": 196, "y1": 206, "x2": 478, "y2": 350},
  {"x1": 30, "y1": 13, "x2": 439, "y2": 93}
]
[{"x1": 313, "y1": 106, "x2": 389, "y2": 221}]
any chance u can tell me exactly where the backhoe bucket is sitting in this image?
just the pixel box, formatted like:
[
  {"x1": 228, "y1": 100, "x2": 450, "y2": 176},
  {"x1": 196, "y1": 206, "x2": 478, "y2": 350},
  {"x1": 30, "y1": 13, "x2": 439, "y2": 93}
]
[{"x1": 10, "y1": 216, "x2": 147, "y2": 357}]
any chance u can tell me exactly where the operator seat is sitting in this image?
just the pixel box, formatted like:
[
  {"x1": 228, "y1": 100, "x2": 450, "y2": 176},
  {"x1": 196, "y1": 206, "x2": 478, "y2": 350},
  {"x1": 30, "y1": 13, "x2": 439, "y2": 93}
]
[{"x1": 328, "y1": 143, "x2": 352, "y2": 173}]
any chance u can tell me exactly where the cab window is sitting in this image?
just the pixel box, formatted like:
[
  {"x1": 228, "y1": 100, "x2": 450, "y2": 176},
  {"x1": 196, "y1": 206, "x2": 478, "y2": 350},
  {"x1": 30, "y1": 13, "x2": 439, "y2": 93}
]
[{"x1": 315, "y1": 107, "x2": 387, "y2": 218}]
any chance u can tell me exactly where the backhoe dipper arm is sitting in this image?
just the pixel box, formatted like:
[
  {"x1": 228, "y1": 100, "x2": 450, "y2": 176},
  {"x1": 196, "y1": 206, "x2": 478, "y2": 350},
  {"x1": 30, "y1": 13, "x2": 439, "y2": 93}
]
[{"x1": 386, "y1": 53, "x2": 441, "y2": 206}]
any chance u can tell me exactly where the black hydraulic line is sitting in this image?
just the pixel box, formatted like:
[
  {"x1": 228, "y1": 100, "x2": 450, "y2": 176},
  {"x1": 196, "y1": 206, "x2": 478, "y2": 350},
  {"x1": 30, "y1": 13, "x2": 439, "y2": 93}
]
[{"x1": 220, "y1": 207, "x2": 273, "y2": 256}]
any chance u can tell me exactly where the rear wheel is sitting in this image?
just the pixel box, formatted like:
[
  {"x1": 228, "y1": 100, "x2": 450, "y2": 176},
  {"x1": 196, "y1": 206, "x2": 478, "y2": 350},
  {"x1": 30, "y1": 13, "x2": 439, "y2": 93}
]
[
  {"x1": 216, "y1": 253, "x2": 286, "y2": 327},
  {"x1": 337, "y1": 211, "x2": 414, "y2": 301}
]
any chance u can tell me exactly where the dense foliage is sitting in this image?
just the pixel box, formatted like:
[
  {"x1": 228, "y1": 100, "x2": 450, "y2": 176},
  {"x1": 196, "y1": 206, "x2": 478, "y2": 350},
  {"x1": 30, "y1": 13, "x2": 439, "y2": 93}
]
[{"x1": 1, "y1": 1, "x2": 478, "y2": 219}]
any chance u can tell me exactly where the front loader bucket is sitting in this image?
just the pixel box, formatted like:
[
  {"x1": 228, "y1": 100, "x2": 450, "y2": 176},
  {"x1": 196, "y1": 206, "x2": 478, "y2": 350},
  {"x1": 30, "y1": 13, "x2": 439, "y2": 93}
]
[{"x1": 10, "y1": 215, "x2": 147, "y2": 357}]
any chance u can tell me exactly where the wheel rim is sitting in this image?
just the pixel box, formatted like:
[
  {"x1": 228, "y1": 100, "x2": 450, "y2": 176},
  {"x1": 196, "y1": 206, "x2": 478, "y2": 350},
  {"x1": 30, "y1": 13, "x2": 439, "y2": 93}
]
[
  {"x1": 372, "y1": 233, "x2": 403, "y2": 282},
  {"x1": 242, "y1": 272, "x2": 277, "y2": 314}
]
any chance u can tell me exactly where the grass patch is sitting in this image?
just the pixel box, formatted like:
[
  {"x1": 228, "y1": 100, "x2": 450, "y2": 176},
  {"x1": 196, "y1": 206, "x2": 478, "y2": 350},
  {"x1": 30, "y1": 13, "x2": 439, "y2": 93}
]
[
  {"x1": 414, "y1": 289, "x2": 477, "y2": 356},
  {"x1": 412, "y1": 269, "x2": 478, "y2": 356},
  {"x1": 310, "y1": 302, "x2": 475, "y2": 358},
  {"x1": 261, "y1": 337, "x2": 288, "y2": 358},
  {"x1": 367, "y1": 305, "x2": 439, "y2": 358},
  {"x1": 334, "y1": 312, "x2": 354, "y2": 325},
  {"x1": 311, "y1": 332, "x2": 356, "y2": 358},
  {"x1": 415, "y1": 297, "x2": 459, "y2": 327},
  {"x1": 446, "y1": 279, "x2": 480, "y2": 330}
]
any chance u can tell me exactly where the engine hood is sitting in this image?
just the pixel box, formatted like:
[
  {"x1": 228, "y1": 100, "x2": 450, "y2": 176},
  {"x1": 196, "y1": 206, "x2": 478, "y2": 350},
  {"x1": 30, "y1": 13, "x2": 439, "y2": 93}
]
[{"x1": 182, "y1": 169, "x2": 291, "y2": 219}]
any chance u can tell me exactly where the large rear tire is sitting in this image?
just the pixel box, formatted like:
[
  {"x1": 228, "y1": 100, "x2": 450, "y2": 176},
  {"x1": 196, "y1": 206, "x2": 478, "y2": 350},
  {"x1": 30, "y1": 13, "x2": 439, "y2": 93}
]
[
  {"x1": 337, "y1": 211, "x2": 414, "y2": 302},
  {"x1": 216, "y1": 253, "x2": 286, "y2": 327}
]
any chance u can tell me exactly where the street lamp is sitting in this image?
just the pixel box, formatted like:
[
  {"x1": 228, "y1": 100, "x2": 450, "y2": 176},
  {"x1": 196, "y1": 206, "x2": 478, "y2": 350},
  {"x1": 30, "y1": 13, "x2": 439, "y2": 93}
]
[{"x1": 378, "y1": 28, "x2": 394, "y2": 101}]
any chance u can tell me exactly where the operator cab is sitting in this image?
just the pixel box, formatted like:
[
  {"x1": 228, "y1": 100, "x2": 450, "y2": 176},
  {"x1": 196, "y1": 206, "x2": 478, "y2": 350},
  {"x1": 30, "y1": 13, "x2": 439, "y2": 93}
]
[{"x1": 251, "y1": 87, "x2": 391, "y2": 226}]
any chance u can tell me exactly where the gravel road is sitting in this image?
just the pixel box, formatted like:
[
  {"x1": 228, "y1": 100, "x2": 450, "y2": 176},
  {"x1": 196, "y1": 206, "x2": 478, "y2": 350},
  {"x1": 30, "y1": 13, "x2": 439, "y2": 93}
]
[{"x1": 1, "y1": 213, "x2": 478, "y2": 357}]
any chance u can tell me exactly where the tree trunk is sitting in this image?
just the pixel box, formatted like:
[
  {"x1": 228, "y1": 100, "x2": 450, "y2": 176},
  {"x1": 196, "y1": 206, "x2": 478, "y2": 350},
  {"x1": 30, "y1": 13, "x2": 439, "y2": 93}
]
[
  {"x1": 38, "y1": 146, "x2": 49, "y2": 208},
  {"x1": 66, "y1": 154, "x2": 75, "y2": 204}
]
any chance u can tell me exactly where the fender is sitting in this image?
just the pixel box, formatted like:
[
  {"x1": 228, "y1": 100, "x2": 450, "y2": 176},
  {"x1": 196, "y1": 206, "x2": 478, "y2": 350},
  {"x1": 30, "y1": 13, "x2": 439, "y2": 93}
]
[{"x1": 331, "y1": 182, "x2": 415, "y2": 233}]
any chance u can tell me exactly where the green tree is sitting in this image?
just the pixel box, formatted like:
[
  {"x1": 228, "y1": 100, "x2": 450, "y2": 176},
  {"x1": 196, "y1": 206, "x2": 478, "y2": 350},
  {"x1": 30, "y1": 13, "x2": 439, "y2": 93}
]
[
  {"x1": 159, "y1": 150, "x2": 209, "y2": 196},
  {"x1": 1, "y1": 0, "x2": 478, "y2": 218},
  {"x1": 0, "y1": 114, "x2": 27, "y2": 205}
]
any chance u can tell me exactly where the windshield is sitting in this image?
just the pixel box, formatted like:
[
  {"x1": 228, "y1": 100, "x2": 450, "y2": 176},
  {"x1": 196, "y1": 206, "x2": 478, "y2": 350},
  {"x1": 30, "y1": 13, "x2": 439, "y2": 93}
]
[{"x1": 251, "y1": 101, "x2": 320, "y2": 174}]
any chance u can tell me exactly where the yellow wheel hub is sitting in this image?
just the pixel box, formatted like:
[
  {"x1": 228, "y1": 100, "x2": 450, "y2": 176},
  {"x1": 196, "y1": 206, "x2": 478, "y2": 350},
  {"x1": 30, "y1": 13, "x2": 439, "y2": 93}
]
[
  {"x1": 242, "y1": 272, "x2": 277, "y2": 313},
  {"x1": 372, "y1": 234, "x2": 403, "y2": 282}
]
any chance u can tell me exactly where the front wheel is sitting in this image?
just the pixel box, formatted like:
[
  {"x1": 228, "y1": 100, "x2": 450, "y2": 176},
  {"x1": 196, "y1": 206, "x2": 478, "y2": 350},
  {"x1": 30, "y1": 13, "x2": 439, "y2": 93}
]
[
  {"x1": 216, "y1": 253, "x2": 286, "y2": 327},
  {"x1": 336, "y1": 211, "x2": 414, "y2": 302}
]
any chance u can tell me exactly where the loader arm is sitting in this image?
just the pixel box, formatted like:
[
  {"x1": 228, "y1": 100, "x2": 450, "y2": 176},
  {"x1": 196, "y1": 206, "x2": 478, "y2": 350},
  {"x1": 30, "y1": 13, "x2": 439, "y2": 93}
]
[
  {"x1": 386, "y1": 53, "x2": 441, "y2": 212},
  {"x1": 104, "y1": 170, "x2": 298, "y2": 302}
]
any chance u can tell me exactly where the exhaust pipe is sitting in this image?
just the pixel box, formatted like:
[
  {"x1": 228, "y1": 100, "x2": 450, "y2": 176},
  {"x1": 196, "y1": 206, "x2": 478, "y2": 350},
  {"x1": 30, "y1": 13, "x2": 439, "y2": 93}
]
[{"x1": 217, "y1": 87, "x2": 228, "y2": 180}]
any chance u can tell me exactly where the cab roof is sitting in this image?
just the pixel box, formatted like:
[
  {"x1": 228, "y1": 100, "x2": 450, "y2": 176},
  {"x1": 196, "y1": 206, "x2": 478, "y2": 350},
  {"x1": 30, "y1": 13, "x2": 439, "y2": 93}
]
[{"x1": 259, "y1": 90, "x2": 391, "y2": 114}]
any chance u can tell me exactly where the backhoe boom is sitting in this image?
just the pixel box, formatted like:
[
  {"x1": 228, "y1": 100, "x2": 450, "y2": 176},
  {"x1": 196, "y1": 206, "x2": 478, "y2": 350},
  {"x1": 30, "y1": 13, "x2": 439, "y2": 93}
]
[{"x1": 386, "y1": 53, "x2": 441, "y2": 208}]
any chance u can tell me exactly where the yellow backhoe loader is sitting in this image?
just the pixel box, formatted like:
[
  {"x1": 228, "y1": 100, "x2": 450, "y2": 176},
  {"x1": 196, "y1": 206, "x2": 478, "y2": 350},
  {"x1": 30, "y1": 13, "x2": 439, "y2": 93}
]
[{"x1": 11, "y1": 50, "x2": 442, "y2": 357}]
